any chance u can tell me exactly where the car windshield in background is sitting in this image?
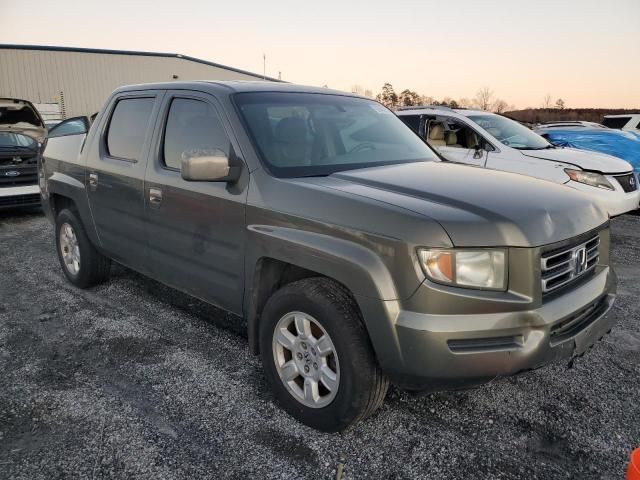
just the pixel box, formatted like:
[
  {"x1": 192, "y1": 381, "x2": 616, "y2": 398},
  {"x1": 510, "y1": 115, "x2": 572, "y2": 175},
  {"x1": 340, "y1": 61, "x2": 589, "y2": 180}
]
[
  {"x1": 235, "y1": 92, "x2": 437, "y2": 177},
  {"x1": 468, "y1": 114, "x2": 550, "y2": 150},
  {"x1": 0, "y1": 132, "x2": 38, "y2": 150}
]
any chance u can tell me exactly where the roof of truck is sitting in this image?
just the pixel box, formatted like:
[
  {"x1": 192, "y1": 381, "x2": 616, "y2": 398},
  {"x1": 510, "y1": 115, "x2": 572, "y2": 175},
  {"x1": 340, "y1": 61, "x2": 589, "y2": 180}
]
[{"x1": 115, "y1": 80, "x2": 356, "y2": 97}]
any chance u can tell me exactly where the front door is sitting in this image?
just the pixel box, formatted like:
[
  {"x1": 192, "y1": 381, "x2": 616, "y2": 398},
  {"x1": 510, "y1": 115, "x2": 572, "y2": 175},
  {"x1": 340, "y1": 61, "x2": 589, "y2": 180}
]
[
  {"x1": 144, "y1": 91, "x2": 248, "y2": 315},
  {"x1": 425, "y1": 116, "x2": 487, "y2": 167},
  {"x1": 86, "y1": 92, "x2": 163, "y2": 273}
]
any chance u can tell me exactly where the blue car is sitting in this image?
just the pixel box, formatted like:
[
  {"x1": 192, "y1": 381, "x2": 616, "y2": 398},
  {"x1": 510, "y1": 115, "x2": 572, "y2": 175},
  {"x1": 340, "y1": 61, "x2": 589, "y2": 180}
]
[{"x1": 535, "y1": 125, "x2": 640, "y2": 180}]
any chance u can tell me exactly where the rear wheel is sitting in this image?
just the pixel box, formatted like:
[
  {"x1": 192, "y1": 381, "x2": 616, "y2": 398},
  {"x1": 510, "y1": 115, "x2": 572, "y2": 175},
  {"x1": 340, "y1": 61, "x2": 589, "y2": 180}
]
[
  {"x1": 55, "y1": 208, "x2": 111, "y2": 288},
  {"x1": 259, "y1": 277, "x2": 389, "y2": 431}
]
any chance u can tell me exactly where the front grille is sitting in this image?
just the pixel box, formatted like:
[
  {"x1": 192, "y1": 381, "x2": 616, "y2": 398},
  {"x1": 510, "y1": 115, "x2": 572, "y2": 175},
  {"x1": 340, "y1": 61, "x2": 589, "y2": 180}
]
[
  {"x1": 0, "y1": 164, "x2": 38, "y2": 187},
  {"x1": 0, "y1": 154, "x2": 37, "y2": 167},
  {"x1": 614, "y1": 173, "x2": 637, "y2": 192},
  {"x1": 541, "y1": 235, "x2": 599, "y2": 294},
  {"x1": 0, "y1": 193, "x2": 40, "y2": 207},
  {"x1": 550, "y1": 296, "x2": 609, "y2": 345}
]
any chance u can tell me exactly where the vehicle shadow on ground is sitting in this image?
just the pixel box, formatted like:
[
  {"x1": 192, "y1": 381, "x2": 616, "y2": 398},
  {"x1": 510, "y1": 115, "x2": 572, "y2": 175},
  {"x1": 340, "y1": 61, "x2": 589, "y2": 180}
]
[
  {"x1": 0, "y1": 206, "x2": 43, "y2": 223},
  {"x1": 108, "y1": 263, "x2": 248, "y2": 339}
]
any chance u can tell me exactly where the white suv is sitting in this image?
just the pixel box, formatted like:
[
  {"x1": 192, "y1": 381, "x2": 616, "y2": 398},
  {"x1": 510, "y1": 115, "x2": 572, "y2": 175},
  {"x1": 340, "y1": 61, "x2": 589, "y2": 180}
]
[
  {"x1": 602, "y1": 114, "x2": 640, "y2": 133},
  {"x1": 397, "y1": 106, "x2": 639, "y2": 216}
]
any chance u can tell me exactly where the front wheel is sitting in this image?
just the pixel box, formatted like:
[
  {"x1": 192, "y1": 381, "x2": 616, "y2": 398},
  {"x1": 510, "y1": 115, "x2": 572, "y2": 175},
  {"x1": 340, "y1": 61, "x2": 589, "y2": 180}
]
[
  {"x1": 259, "y1": 278, "x2": 388, "y2": 432},
  {"x1": 55, "y1": 208, "x2": 111, "y2": 288}
]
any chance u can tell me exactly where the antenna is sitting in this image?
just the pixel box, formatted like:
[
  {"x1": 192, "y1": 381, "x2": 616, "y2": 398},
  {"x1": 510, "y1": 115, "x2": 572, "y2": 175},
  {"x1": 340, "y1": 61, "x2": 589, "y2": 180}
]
[{"x1": 263, "y1": 53, "x2": 266, "y2": 80}]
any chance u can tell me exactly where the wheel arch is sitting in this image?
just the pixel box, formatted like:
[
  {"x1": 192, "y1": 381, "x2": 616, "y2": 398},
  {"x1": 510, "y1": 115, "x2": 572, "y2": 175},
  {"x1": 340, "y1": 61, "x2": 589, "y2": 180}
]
[
  {"x1": 46, "y1": 173, "x2": 100, "y2": 247},
  {"x1": 244, "y1": 225, "x2": 399, "y2": 356}
]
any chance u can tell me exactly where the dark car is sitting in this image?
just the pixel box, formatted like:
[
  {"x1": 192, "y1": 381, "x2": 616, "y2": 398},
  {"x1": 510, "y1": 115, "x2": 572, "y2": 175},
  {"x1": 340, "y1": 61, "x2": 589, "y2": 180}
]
[
  {"x1": 0, "y1": 98, "x2": 46, "y2": 209},
  {"x1": 41, "y1": 81, "x2": 617, "y2": 431}
]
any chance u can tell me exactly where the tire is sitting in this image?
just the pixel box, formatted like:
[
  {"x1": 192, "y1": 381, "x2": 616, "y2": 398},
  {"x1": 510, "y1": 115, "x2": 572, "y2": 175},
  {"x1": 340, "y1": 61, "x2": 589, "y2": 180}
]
[
  {"x1": 55, "y1": 208, "x2": 111, "y2": 288},
  {"x1": 259, "y1": 277, "x2": 389, "y2": 432}
]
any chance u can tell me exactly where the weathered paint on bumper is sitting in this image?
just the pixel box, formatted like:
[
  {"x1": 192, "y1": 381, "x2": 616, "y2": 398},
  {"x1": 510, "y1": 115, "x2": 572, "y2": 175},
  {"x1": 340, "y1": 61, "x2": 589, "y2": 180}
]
[
  {"x1": 357, "y1": 265, "x2": 617, "y2": 391},
  {"x1": 570, "y1": 179, "x2": 640, "y2": 216}
]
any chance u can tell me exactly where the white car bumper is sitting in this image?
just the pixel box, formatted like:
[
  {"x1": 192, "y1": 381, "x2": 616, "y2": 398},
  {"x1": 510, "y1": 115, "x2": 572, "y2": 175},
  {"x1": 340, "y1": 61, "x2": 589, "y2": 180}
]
[
  {"x1": 0, "y1": 185, "x2": 41, "y2": 208},
  {"x1": 569, "y1": 177, "x2": 640, "y2": 216},
  {"x1": 0, "y1": 185, "x2": 40, "y2": 197}
]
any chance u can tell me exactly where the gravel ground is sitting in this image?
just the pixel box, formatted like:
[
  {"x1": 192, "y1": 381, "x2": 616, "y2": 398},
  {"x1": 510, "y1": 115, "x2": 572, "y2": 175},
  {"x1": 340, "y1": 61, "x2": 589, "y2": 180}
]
[{"x1": 0, "y1": 209, "x2": 638, "y2": 479}]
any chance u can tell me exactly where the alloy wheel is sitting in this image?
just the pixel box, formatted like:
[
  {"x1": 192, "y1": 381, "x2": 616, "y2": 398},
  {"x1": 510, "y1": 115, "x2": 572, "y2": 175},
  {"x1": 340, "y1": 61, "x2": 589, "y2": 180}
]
[{"x1": 272, "y1": 311, "x2": 340, "y2": 408}]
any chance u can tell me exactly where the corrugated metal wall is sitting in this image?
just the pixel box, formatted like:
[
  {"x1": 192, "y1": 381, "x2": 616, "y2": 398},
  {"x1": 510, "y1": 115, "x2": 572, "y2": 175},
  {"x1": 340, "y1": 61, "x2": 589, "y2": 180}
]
[{"x1": 0, "y1": 48, "x2": 263, "y2": 118}]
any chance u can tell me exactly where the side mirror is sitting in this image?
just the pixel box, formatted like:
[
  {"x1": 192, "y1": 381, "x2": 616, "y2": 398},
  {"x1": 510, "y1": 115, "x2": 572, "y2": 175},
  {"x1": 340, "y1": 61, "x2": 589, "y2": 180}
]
[
  {"x1": 181, "y1": 151, "x2": 240, "y2": 182},
  {"x1": 483, "y1": 143, "x2": 496, "y2": 152}
]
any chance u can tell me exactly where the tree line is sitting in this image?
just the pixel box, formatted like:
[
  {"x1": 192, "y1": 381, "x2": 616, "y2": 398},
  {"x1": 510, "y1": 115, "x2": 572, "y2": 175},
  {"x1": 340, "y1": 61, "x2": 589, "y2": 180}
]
[
  {"x1": 352, "y1": 83, "x2": 575, "y2": 115},
  {"x1": 353, "y1": 83, "x2": 515, "y2": 113}
]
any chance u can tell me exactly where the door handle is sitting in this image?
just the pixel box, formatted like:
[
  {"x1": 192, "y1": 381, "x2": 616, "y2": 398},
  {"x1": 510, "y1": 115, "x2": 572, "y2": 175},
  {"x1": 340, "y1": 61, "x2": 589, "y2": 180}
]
[
  {"x1": 89, "y1": 173, "x2": 98, "y2": 189},
  {"x1": 149, "y1": 187, "x2": 163, "y2": 206}
]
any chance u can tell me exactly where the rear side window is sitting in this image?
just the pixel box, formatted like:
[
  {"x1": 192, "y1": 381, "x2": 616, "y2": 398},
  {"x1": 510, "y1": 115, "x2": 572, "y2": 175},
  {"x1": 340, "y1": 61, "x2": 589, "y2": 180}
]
[
  {"x1": 602, "y1": 116, "x2": 631, "y2": 129},
  {"x1": 399, "y1": 115, "x2": 421, "y2": 133},
  {"x1": 106, "y1": 98, "x2": 154, "y2": 160},
  {"x1": 163, "y1": 98, "x2": 230, "y2": 170}
]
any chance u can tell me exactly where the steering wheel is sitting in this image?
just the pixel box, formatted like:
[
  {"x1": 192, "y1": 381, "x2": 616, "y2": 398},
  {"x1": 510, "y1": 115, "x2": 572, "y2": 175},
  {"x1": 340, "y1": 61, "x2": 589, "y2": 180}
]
[{"x1": 348, "y1": 142, "x2": 376, "y2": 154}]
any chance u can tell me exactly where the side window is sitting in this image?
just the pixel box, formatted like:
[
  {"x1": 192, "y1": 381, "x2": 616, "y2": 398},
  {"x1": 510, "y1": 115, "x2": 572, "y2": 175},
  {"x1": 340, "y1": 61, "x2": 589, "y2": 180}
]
[
  {"x1": 399, "y1": 115, "x2": 421, "y2": 134},
  {"x1": 428, "y1": 117, "x2": 482, "y2": 149},
  {"x1": 601, "y1": 116, "x2": 631, "y2": 129},
  {"x1": 163, "y1": 98, "x2": 230, "y2": 170},
  {"x1": 106, "y1": 97, "x2": 155, "y2": 161}
]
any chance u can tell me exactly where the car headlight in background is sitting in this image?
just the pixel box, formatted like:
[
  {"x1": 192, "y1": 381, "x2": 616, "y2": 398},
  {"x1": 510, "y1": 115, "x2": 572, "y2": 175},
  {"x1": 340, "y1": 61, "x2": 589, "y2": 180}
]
[
  {"x1": 565, "y1": 169, "x2": 614, "y2": 190},
  {"x1": 417, "y1": 248, "x2": 507, "y2": 290}
]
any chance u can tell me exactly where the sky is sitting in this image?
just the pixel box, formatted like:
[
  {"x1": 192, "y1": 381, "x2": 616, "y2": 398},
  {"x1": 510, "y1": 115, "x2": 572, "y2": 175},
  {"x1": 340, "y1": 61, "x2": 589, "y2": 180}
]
[{"x1": 1, "y1": 0, "x2": 639, "y2": 109}]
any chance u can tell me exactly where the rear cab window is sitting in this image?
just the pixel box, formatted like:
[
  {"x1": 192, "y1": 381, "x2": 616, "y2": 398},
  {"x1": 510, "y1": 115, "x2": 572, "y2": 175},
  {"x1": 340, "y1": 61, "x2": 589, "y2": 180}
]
[{"x1": 106, "y1": 97, "x2": 155, "y2": 161}]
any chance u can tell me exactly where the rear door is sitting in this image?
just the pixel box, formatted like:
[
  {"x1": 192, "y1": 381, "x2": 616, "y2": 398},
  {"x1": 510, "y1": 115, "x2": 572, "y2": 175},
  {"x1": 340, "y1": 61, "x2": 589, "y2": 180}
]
[
  {"x1": 86, "y1": 91, "x2": 164, "y2": 273},
  {"x1": 143, "y1": 90, "x2": 248, "y2": 314}
]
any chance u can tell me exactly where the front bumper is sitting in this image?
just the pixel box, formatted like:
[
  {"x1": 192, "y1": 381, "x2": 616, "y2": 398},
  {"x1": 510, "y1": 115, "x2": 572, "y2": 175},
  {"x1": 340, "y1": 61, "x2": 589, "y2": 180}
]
[
  {"x1": 0, "y1": 185, "x2": 41, "y2": 209},
  {"x1": 358, "y1": 264, "x2": 617, "y2": 391},
  {"x1": 570, "y1": 178, "x2": 639, "y2": 216}
]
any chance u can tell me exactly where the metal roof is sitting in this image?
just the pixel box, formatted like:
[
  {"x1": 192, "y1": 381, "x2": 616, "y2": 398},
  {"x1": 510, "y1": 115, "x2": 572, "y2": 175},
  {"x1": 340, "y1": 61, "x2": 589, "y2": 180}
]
[{"x1": 0, "y1": 44, "x2": 281, "y2": 82}]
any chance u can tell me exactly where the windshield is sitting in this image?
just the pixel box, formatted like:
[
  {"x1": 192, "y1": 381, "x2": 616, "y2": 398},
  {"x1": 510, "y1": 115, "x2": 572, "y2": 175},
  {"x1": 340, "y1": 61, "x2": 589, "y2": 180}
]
[
  {"x1": 467, "y1": 114, "x2": 550, "y2": 150},
  {"x1": 235, "y1": 92, "x2": 438, "y2": 177},
  {"x1": 0, "y1": 132, "x2": 38, "y2": 149}
]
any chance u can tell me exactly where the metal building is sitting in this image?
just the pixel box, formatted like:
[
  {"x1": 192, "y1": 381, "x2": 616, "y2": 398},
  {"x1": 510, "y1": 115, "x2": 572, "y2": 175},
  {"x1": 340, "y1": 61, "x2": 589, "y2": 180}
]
[{"x1": 0, "y1": 44, "x2": 275, "y2": 119}]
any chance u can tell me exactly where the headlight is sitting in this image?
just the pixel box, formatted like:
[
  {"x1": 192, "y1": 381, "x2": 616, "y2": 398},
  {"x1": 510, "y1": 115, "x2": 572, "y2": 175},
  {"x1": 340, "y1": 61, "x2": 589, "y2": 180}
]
[
  {"x1": 417, "y1": 248, "x2": 507, "y2": 290},
  {"x1": 565, "y1": 169, "x2": 614, "y2": 190}
]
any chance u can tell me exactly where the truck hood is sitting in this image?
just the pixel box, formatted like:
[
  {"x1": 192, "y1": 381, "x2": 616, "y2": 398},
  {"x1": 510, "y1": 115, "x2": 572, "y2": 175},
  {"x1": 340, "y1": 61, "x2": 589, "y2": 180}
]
[
  {"x1": 0, "y1": 98, "x2": 47, "y2": 143},
  {"x1": 329, "y1": 162, "x2": 608, "y2": 247},
  {"x1": 520, "y1": 147, "x2": 631, "y2": 173}
]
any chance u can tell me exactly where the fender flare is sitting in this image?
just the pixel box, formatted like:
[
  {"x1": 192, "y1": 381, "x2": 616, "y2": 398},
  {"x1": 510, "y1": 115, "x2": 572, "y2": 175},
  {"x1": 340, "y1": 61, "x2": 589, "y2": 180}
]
[
  {"x1": 46, "y1": 172, "x2": 100, "y2": 246},
  {"x1": 243, "y1": 225, "x2": 403, "y2": 366}
]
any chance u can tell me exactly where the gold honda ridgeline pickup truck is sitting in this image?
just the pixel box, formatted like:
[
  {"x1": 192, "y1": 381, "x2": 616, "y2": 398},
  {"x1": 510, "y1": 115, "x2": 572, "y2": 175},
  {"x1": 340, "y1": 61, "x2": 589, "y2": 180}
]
[{"x1": 40, "y1": 82, "x2": 617, "y2": 431}]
